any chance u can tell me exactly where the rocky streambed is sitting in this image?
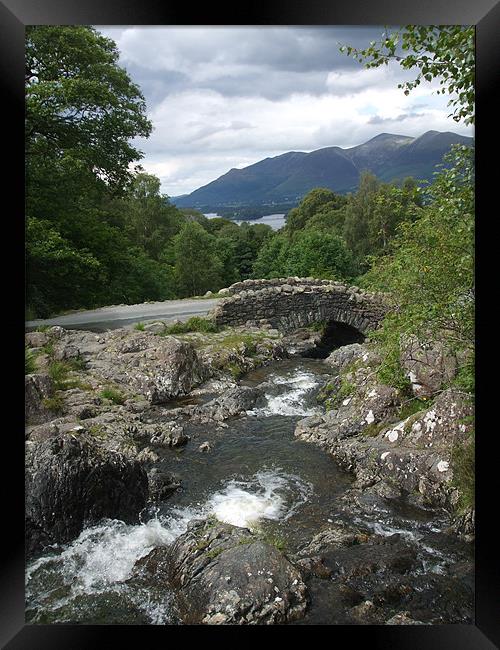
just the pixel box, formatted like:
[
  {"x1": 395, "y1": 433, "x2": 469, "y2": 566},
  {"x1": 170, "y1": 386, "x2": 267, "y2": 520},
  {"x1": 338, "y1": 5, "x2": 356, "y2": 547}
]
[{"x1": 24, "y1": 322, "x2": 474, "y2": 625}]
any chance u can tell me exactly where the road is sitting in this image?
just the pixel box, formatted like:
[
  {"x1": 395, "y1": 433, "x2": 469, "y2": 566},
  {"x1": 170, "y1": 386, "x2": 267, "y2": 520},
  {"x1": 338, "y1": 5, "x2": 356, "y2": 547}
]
[{"x1": 25, "y1": 298, "x2": 222, "y2": 333}]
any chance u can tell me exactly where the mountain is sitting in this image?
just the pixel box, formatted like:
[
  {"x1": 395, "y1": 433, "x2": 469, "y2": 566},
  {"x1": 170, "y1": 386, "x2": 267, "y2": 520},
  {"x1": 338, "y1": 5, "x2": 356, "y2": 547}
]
[{"x1": 172, "y1": 131, "x2": 473, "y2": 208}]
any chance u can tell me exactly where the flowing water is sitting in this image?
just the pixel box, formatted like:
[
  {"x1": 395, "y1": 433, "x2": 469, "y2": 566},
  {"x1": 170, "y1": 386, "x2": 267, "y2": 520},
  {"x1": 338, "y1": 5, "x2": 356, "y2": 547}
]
[{"x1": 25, "y1": 358, "x2": 473, "y2": 625}]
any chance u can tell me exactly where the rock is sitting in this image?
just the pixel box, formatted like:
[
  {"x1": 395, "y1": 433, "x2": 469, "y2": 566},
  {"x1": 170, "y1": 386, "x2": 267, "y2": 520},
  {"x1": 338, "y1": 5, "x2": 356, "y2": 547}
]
[
  {"x1": 296, "y1": 522, "x2": 369, "y2": 557},
  {"x1": 198, "y1": 441, "x2": 212, "y2": 453},
  {"x1": 324, "y1": 343, "x2": 366, "y2": 370},
  {"x1": 25, "y1": 433, "x2": 148, "y2": 558},
  {"x1": 150, "y1": 425, "x2": 189, "y2": 448},
  {"x1": 25, "y1": 331, "x2": 49, "y2": 348},
  {"x1": 93, "y1": 334, "x2": 209, "y2": 404},
  {"x1": 181, "y1": 386, "x2": 264, "y2": 424},
  {"x1": 147, "y1": 468, "x2": 180, "y2": 501},
  {"x1": 204, "y1": 290, "x2": 213, "y2": 297},
  {"x1": 47, "y1": 326, "x2": 66, "y2": 339},
  {"x1": 53, "y1": 343, "x2": 81, "y2": 362},
  {"x1": 386, "y1": 611, "x2": 426, "y2": 625},
  {"x1": 218, "y1": 287, "x2": 230, "y2": 296},
  {"x1": 143, "y1": 321, "x2": 166, "y2": 334},
  {"x1": 134, "y1": 519, "x2": 308, "y2": 624},
  {"x1": 400, "y1": 335, "x2": 458, "y2": 398},
  {"x1": 25, "y1": 373, "x2": 54, "y2": 425}
]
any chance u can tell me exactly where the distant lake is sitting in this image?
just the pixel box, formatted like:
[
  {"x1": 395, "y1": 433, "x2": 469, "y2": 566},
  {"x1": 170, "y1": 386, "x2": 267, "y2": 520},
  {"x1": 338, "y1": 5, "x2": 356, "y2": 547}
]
[{"x1": 204, "y1": 213, "x2": 286, "y2": 231}]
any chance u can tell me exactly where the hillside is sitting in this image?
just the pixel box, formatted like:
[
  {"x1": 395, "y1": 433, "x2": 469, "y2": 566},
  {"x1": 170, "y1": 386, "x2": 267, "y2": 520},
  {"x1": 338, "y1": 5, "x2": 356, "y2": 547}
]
[{"x1": 173, "y1": 131, "x2": 473, "y2": 208}]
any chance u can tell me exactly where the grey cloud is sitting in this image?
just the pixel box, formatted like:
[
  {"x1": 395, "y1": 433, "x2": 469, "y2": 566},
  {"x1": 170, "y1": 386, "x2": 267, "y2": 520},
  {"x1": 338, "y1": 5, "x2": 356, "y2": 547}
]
[{"x1": 367, "y1": 112, "x2": 428, "y2": 124}]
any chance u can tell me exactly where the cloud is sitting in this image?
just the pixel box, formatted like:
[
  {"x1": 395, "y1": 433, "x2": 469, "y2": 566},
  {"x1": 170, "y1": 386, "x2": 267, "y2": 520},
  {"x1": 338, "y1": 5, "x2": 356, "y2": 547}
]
[{"x1": 95, "y1": 26, "x2": 474, "y2": 196}]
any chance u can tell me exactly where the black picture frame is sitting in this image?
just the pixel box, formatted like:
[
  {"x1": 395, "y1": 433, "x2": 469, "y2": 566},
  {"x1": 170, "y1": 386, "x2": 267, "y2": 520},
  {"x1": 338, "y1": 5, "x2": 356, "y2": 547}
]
[{"x1": 3, "y1": 0, "x2": 498, "y2": 646}]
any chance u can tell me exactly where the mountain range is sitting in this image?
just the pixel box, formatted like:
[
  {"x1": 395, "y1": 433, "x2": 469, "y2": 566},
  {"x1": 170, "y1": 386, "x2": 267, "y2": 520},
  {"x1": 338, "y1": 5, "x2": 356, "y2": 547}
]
[{"x1": 172, "y1": 130, "x2": 473, "y2": 209}]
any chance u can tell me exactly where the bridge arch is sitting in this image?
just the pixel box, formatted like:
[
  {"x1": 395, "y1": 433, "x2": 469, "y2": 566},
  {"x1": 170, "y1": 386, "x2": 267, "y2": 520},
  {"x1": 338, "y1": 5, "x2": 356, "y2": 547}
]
[{"x1": 211, "y1": 277, "x2": 388, "y2": 338}]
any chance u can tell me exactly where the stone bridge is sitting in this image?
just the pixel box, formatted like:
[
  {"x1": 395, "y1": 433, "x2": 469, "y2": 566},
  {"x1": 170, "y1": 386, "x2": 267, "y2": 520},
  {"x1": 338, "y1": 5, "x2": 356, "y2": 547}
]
[{"x1": 211, "y1": 277, "x2": 389, "y2": 336}]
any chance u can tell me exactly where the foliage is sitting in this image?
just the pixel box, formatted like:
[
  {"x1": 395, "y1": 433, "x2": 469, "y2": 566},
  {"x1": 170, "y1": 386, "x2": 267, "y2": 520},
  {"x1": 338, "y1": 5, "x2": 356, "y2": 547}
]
[
  {"x1": 99, "y1": 387, "x2": 126, "y2": 405},
  {"x1": 26, "y1": 25, "x2": 152, "y2": 186},
  {"x1": 42, "y1": 395, "x2": 65, "y2": 414},
  {"x1": 339, "y1": 25, "x2": 474, "y2": 125},
  {"x1": 173, "y1": 222, "x2": 224, "y2": 297},
  {"x1": 162, "y1": 316, "x2": 219, "y2": 335},
  {"x1": 25, "y1": 347, "x2": 37, "y2": 375},
  {"x1": 253, "y1": 227, "x2": 355, "y2": 280},
  {"x1": 364, "y1": 145, "x2": 474, "y2": 355},
  {"x1": 452, "y1": 358, "x2": 475, "y2": 394},
  {"x1": 451, "y1": 434, "x2": 475, "y2": 512}
]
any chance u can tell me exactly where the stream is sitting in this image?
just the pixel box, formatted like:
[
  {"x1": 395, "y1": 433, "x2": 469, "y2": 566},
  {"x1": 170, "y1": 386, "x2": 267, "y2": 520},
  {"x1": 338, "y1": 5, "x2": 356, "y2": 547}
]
[{"x1": 25, "y1": 358, "x2": 473, "y2": 625}]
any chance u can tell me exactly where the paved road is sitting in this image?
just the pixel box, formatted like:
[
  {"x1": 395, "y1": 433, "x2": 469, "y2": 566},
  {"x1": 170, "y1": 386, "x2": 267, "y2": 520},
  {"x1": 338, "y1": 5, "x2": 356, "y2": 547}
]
[{"x1": 25, "y1": 298, "x2": 222, "y2": 332}]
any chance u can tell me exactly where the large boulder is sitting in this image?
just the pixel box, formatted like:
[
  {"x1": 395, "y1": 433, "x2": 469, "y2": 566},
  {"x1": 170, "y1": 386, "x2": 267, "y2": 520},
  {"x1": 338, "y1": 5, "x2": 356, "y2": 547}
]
[
  {"x1": 400, "y1": 335, "x2": 458, "y2": 398},
  {"x1": 324, "y1": 343, "x2": 372, "y2": 371},
  {"x1": 89, "y1": 333, "x2": 209, "y2": 404},
  {"x1": 132, "y1": 519, "x2": 308, "y2": 624},
  {"x1": 25, "y1": 373, "x2": 54, "y2": 425},
  {"x1": 25, "y1": 433, "x2": 148, "y2": 558}
]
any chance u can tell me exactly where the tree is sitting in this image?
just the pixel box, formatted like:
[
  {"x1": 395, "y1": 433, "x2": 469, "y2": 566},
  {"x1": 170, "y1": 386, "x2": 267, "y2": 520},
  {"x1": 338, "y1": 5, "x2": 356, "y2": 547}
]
[
  {"x1": 117, "y1": 173, "x2": 184, "y2": 259},
  {"x1": 342, "y1": 172, "x2": 380, "y2": 260},
  {"x1": 339, "y1": 25, "x2": 474, "y2": 125},
  {"x1": 25, "y1": 26, "x2": 162, "y2": 316},
  {"x1": 364, "y1": 145, "x2": 474, "y2": 350},
  {"x1": 173, "y1": 222, "x2": 223, "y2": 297},
  {"x1": 284, "y1": 230, "x2": 355, "y2": 279},
  {"x1": 26, "y1": 26, "x2": 152, "y2": 188},
  {"x1": 252, "y1": 234, "x2": 290, "y2": 279},
  {"x1": 285, "y1": 188, "x2": 343, "y2": 233}
]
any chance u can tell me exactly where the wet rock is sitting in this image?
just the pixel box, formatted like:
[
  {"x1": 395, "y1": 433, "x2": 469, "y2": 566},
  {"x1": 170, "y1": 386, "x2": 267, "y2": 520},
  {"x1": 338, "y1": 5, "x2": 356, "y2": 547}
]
[
  {"x1": 451, "y1": 509, "x2": 475, "y2": 541},
  {"x1": 147, "y1": 468, "x2": 181, "y2": 501},
  {"x1": 25, "y1": 373, "x2": 54, "y2": 425},
  {"x1": 198, "y1": 441, "x2": 212, "y2": 453},
  {"x1": 348, "y1": 600, "x2": 384, "y2": 624},
  {"x1": 169, "y1": 386, "x2": 264, "y2": 425},
  {"x1": 321, "y1": 537, "x2": 419, "y2": 580},
  {"x1": 296, "y1": 522, "x2": 369, "y2": 557},
  {"x1": 386, "y1": 611, "x2": 426, "y2": 625},
  {"x1": 136, "y1": 519, "x2": 308, "y2": 624},
  {"x1": 25, "y1": 433, "x2": 148, "y2": 558}
]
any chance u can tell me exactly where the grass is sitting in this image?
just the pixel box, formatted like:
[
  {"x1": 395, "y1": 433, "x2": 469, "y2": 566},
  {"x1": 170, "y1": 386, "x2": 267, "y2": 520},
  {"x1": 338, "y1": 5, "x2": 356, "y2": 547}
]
[
  {"x1": 397, "y1": 397, "x2": 431, "y2": 420},
  {"x1": 161, "y1": 316, "x2": 219, "y2": 335},
  {"x1": 99, "y1": 387, "x2": 126, "y2": 405},
  {"x1": 452, "y1": 361, "x2": 475, "y2": 394},
  {"x1": 362, "y1": 421, "x2": 389, "y2": 438},
  {"x1": 451, "y1": 434, "x2": 475, "y2": 512},
  {"x1": 48, "y1": 361, "x2": 91, "y2": 391},
  {"x1": 134, "y1": 322, "x2": 146, "y2": 331},
  {"x1": 42, "y1": 395, "x2": 64, "y2": 414},
  {"x1": 25, "y1": 347, "x2": 37, "y2": 375}
]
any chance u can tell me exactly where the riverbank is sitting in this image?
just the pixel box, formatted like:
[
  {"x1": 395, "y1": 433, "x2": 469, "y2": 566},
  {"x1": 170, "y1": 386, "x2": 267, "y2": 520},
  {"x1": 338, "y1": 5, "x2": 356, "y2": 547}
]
[{"x1": 24, "y1": 321, "x2": 474, "y2": 625}]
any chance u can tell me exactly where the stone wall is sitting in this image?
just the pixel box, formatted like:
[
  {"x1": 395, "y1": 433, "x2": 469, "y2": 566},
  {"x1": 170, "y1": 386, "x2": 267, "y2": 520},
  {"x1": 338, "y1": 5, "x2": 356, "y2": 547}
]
[{"x1": 211, "y1": 278, "x2": 389, "y2": 334}]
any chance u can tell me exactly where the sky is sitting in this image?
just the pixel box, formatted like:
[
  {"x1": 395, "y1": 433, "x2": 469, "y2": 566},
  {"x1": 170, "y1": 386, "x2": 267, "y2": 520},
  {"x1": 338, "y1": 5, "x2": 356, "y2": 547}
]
[{"x1": 97, "y1": 26, "x2": 474, "y2": 197}]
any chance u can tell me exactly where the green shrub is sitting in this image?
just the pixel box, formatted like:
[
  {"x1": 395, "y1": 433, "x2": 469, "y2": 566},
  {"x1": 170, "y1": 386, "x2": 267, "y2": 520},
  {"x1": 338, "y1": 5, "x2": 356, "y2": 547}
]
[
  {"x1": 452, "y1": 360, "x2": 475, "y2": 394},
  {"x1": 162, "y1": 316, "x2": 219, "y2": 335},
  {"x1": 42, "y1": 395, "x2": 64, "y2": 414},
  {"x1": 48, "y1": 360, "x2": 70, "y2": 386},
  {"x1": 451, "y1": 435, "x2": 475, "y2": 512},
  {"x1": 134, "y1": 322, "x2": 146, "y2": 331},
  {"x1": 25, "y1": 347, "x2": 37, "y2": 375},
  {"x1": 99, "y1": 387, "x2": 126, "y2": 404}
]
